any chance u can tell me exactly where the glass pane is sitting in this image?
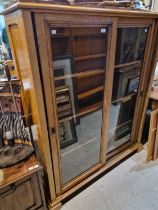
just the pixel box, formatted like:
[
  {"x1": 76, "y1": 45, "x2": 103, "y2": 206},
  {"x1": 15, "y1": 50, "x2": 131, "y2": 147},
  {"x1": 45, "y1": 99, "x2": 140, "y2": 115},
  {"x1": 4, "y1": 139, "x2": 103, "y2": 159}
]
[
  {"x1": 51, "y1": 27, "x2": 108, "y2": 184},
  {"x1": 115, "y1": 27, "x2": 148, "y2": 65},
  {"x1": 107, "y1": 27, "x2": 148, "y2": 154},
  {"x1": 60, "y1": 111, "x2": 102, "y2": 184}
]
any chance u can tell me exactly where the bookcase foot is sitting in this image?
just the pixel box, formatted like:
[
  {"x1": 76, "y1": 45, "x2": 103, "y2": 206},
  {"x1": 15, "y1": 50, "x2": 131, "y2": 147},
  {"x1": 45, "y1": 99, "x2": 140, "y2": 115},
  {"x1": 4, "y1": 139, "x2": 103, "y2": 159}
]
[{"x1": 49, "y1": 201, "x2": 62, "y2": 210}]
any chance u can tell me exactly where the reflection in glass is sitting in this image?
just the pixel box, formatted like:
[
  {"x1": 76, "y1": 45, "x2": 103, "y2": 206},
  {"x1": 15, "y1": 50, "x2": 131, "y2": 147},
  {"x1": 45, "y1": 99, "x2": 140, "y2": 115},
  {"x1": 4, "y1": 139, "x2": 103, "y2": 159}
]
[
  {"x1": 107, "y1": 27, "x2": 148, "y2": 154},
  {"x1": 51, "y1": 27, "x2": 108, "y2": 184},
  {"x1": 107, "y1": 95, "x2": 136, "y2": 153},
  {"x1": 115, "y1": 27, "x2": 148, "y2": 65},
  {"x1": 60, "y1": 111, "x2": 102, "y2": 184}
]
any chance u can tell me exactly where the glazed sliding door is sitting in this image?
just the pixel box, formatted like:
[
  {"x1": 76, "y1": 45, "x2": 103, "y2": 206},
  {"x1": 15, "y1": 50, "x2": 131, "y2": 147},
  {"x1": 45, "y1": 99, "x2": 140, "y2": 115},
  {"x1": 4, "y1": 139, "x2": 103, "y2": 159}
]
[
  {"x1": 35, "y1": 12, "x2": 111, "y2": 190},
  {"x1": 51, "y1": 26, "x2": 108, "y2": 184},
  {"x1": 106, "y1": 26, "x2": 149, "y2": 155}
]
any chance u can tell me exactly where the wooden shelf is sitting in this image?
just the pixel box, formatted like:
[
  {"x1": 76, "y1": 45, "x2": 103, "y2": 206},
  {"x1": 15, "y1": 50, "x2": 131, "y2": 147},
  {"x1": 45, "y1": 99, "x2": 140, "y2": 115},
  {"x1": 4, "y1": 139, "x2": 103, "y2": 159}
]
[
  {"x1": 52, "y1": 32, "x2": 106, "y2": 38},
  {"x1": 58, "y1": 101, "x2": 102, "y2": 123},
  {"x1": 75, "y1": 53, "x2": 106, "y2": 61},
  {"x1": 114, "y1": 60, "x2": 142, "y2": 69},
  {"x1": 74, "y1": 33, "x2": 106, "y2": 37},
  {"x1": 79, "y1": 101, "x2": 102, "y2": 114},
  {"x1": 56, "y1": 86, "x2": 69, "y2": 94},
  {"x1": 112, "y1": 93, "x2": 137, "y2": 104},
  {"x1": 57, "y1": 104, "x2": 71, "y2": 112},
  {"x1": 52, "y1": 33, "x2": 70, "y2": 38},
  {"x1": 56, "y1": 95, "x2": 70, "y2": 104},
  {"x1": 78, "y1": 86, "x2": 104, "y2": 100},
  {"x1": 58, "y1": 110, "x2": 72, "y2": 119},
  {"x1": 54, "y1": 69, "x2": 105, "y2": 81}
]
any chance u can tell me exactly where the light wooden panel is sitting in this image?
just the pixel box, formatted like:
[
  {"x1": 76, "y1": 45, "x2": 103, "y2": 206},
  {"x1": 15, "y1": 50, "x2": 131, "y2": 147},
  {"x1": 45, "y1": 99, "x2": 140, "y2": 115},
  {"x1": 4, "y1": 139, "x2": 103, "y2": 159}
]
[
  {"x1": 5, "y1": 9, "x2": 56, "y2": 202},
  {"x1": 147, "y1": 109, "x2": 158, "y2": 161}
]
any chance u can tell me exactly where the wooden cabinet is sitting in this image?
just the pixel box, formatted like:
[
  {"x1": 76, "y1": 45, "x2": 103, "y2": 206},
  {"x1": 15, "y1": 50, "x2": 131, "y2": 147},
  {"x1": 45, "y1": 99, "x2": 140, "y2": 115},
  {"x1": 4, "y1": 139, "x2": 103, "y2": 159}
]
[
  {"x1": 0, "y1": 174, "x2": 42, "y2": 210},
  {"x1": 0, "y1": 156, "x2": 47, "y2": 210},
  {"x1": 2, "y1": 1, "x2": 158, "y2": 209}
]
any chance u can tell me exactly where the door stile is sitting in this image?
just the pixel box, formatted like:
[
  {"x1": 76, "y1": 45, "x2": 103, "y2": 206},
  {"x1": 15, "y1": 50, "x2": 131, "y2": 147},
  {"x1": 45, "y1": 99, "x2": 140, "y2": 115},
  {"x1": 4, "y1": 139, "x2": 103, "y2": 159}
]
[
  {"x1": 130, "y1": 22, "x2": 156, "y2": 144},
  {"x1": 35, "y1": 13, "x2": 62, "y2": 196},
  {"x1": 100, "y1": 17, "x2": 118, "y2": 163},
  {"x1": 137, "y1": 20, "x2": 158, "y2": 144}
]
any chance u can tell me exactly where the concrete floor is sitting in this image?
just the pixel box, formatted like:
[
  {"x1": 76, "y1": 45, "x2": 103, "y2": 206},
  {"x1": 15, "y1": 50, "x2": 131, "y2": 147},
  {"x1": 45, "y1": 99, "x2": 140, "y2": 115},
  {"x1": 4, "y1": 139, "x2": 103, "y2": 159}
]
[
  {"x1": 62, "y1": 147, "x2": 158, "y2": 210},
  {"x1": 61, "y1": 109, "x2": 130, "y2": 184}
]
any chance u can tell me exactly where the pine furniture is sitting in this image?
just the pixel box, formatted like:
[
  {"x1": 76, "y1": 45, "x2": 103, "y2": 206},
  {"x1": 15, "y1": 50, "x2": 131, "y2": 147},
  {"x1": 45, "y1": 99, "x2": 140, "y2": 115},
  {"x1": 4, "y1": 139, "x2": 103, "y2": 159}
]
[{"x1": 2, "y1": 1, "x2": 158, "y2": 209}]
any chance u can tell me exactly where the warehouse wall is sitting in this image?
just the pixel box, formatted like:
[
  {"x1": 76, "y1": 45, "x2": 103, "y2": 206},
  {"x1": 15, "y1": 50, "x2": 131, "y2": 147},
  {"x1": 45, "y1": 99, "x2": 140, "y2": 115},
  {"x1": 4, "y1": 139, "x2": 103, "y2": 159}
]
[
  {"x1": 145, "y1": 0, "x2": 158, "y2": 11},
  {"x1": 152, "y1": 0, "x2": 158, "y2": 11}
]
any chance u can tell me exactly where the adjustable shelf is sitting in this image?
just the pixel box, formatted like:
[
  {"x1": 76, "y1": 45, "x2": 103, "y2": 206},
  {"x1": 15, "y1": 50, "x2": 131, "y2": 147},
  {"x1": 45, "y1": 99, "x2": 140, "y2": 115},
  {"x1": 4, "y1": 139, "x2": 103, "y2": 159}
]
[
  {"x1": 112, "y1": 93, "x2": 137, "y2": 104},
  {"x1": 57, "y1": 104, "x2": 71, "y2": 113},
  {"x1": 114, "y1": 60, "x2": 142, "y2": 69},
  {"x1": 78, "y1": 85, "x2": 104, "y2": 100},
  {"x1": 75, "y1": 53, "x2": 106, "y2": 61},
  {"x1": 79, "y1": 101, "x2": 102, "y2": 114},
  {"x1": 52, "y1": 33, "x2": 70, "y2": 37},
  {"x1": 73, "y1": 32, "x2": 107, "y2": 37},
  {"x1": 54, "y1": 69, "x2": 105, "y2": 81},
  {"x1": 58, "y1": 101, "x2": 102, "y2": 123}
]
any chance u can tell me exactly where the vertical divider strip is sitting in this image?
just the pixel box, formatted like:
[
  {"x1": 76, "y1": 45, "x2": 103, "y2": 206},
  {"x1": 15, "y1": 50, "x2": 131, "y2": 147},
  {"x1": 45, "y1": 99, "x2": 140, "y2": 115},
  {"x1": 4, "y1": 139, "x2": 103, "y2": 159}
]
[{"x1": 100, "y1": 17, "x2": 118, "y2": 164}]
